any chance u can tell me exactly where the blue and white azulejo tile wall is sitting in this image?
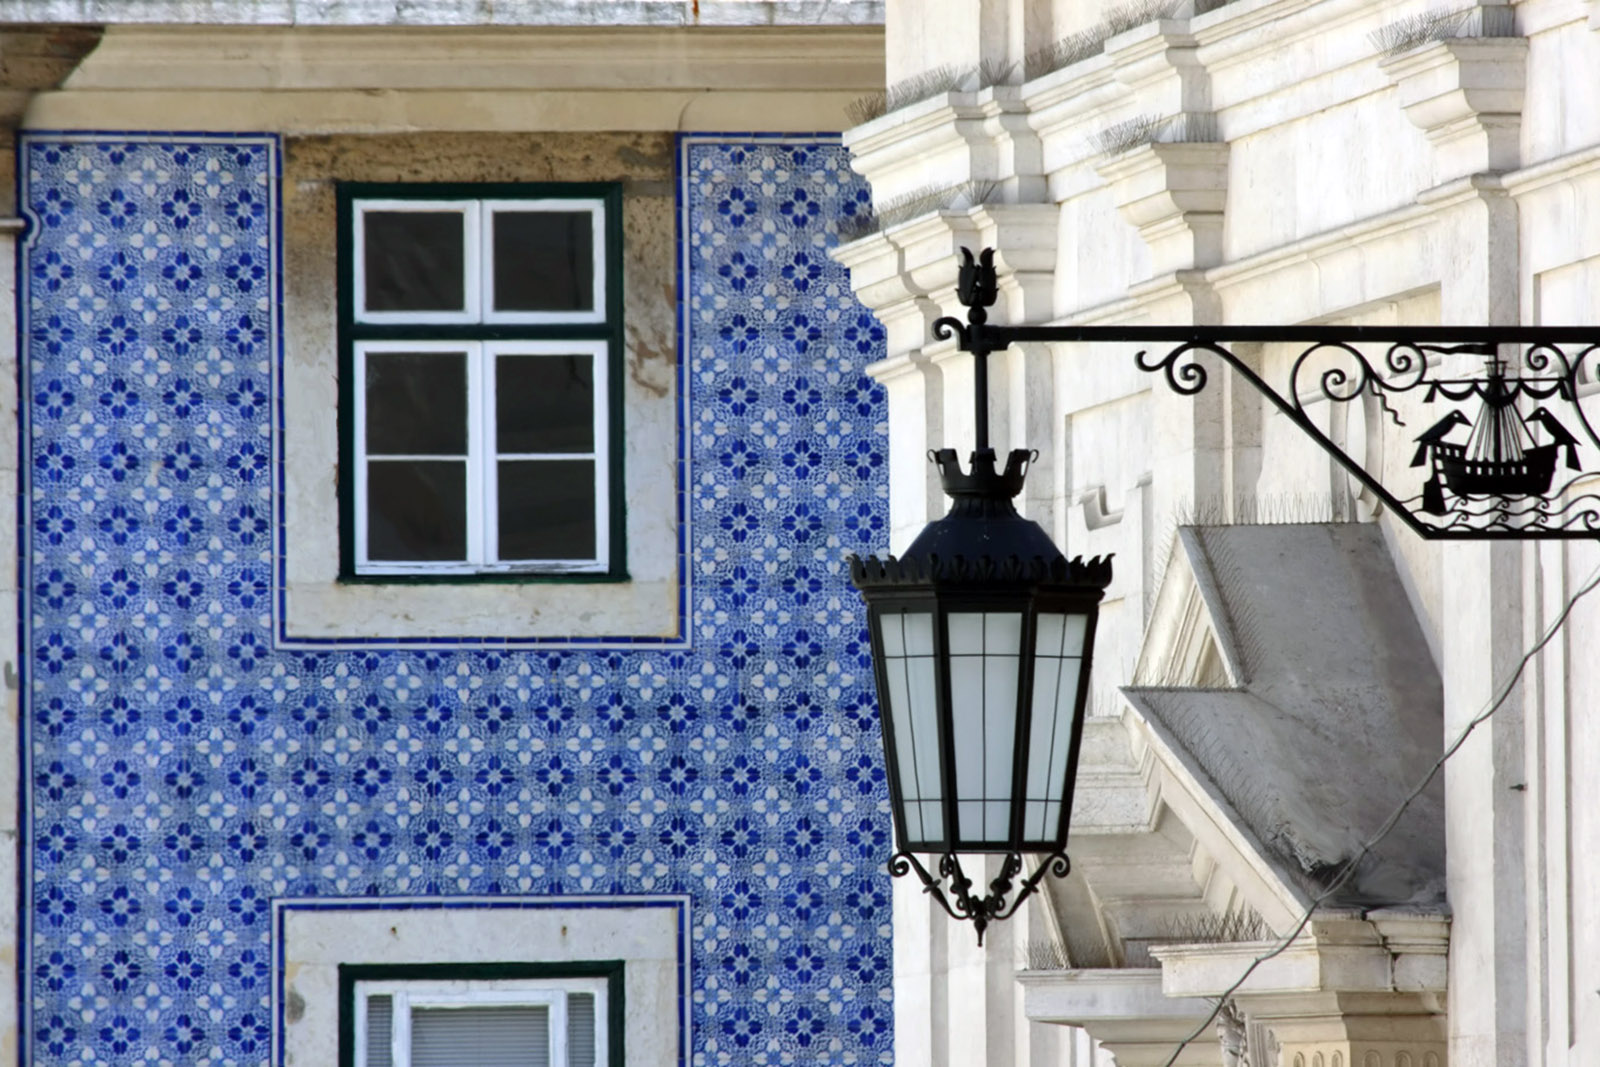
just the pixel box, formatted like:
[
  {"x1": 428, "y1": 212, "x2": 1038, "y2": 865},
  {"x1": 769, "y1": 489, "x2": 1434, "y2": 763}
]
[{"x1": 21, "y1": 132, "x2": 890, "y2": 1065}]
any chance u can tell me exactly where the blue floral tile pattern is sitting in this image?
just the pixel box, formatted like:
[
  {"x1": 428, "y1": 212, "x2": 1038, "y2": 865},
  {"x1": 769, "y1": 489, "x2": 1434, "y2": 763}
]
[{"x1": 22, "y1": 133, "x2": 889, "y2": 1065}]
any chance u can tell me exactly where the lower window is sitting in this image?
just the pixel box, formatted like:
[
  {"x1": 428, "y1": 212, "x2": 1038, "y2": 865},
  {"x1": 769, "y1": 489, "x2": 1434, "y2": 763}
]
[{"x1": 342, "y1": 963, "x2": 622, "y2": 1067}]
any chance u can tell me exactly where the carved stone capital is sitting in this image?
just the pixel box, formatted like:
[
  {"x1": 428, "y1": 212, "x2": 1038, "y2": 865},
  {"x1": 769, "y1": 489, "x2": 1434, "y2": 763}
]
[
  {"x1": 1097, "y1": 140, "x2": 1229, "y2": 276},
  {"x1": 1381, "y1": 37, "x2": 1528, "y2": 178}
]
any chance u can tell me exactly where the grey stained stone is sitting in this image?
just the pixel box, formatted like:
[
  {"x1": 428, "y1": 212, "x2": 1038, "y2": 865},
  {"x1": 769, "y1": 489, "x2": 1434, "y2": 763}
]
[{"x1": 1124, "y1": 522, "x2": 1448, "y2": 910}]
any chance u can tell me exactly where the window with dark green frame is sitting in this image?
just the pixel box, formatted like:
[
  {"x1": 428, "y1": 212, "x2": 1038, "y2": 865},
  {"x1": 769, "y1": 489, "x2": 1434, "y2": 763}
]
[
  {"x1": 339, "y1": 962, "x2": 625, "y2": 1067},
  {"x1": 338, "y1": 183, "x2": 625, "y2": 581}
]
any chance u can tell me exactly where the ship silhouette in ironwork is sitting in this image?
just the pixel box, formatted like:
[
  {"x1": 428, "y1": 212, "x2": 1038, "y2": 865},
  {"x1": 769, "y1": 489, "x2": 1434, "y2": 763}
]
[{"x1": 1412, "y1": 358, "x2": 1581, "y2": 515}]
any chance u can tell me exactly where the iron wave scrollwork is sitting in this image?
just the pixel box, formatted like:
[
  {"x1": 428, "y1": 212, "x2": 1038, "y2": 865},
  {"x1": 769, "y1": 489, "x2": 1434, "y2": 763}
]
[{"x1": 935, "y1": 247, "x2": 1600, "y2": 541}]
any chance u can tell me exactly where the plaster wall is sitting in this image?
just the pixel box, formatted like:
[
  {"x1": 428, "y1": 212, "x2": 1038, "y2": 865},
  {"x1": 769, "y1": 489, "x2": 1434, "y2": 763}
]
[
  {"x1": 278, "y1": 131, "x2": 681, "y2": 642},
  {"x1": 844, "y1": 0, "x2": 1600, "y2": 1064}
]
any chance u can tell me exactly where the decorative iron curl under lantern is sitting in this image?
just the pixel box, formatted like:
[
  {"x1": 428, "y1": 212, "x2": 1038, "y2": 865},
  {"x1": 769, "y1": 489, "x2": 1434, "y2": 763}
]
[{"x1": 848, "y1": 246, "x2": 1600, "y2": 946}]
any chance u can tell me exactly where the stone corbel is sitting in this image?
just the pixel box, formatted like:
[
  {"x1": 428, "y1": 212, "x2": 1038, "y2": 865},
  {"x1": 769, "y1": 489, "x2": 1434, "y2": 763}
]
[
  {"x1": 1381, "y1": 37, "x2": 1528, "y2": 180},
  {"x1": 1096, "y1": 141, "x2": 1230, "y2": 277},
  {"x1": 1019, "y1": 968, "x2": 1226, "y2": 1067},
  {"x1": 887, "y1": 203, "x2": 1060, "y2": 330},
  {"x1": 844, "y1": 87, "x2": 1045, "y2": 208},
  {"x1": 1153, "y1": 914, "x2": 1450, "y2": 1067},
  {"x1": 1104, "y1": 20, "x2": 1208, "y2": 119}
]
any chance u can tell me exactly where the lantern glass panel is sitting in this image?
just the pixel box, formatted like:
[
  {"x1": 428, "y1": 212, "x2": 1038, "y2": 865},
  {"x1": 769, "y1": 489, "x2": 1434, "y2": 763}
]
[
  {"x1": 949, "y1": 612, "x2": 1023, "y2": 843},
  {"x1": 1023, "y1": 612, "x2": 1088, "y2": 842},
  {"x1": 880, "y1": 611, "x2": 944, "y2": 843}
]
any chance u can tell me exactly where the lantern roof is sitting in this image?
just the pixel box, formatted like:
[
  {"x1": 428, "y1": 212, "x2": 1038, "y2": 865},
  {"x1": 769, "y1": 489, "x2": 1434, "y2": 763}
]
[{"x1": 849, "y1": 446, "x2": 1113, "y2": 591}]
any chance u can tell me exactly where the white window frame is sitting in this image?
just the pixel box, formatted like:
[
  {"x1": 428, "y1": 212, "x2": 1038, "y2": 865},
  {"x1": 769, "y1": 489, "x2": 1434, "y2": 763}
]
[
  {"x1": 353, "y1": 200, "x2": 482, "y2": 326},
  {"x1": 353, "y1": 338, "x2": 610, "y2": 576},
  {"x1": 481, "y1": 198, "x2": 608, "y2": 325},
  {"x1": 352, "y1": 976, "x2": 609, "y2": 1067}
]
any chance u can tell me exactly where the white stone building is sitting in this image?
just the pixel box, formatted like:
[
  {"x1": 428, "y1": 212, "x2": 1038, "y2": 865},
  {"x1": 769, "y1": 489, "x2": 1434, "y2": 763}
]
[{"x1": 837, "y1": 1, "x2": 1600, "y2": 1066}]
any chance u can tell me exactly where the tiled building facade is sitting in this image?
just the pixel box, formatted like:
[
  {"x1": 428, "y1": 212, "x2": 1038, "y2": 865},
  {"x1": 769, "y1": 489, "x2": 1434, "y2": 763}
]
[{"x1": 18, "y1": 129, "x2": 891, "y2": 1065}]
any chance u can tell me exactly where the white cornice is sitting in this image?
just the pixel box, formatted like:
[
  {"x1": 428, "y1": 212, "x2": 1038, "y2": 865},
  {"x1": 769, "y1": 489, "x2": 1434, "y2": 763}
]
[
  {"x1": 0, "y1": 0, "x2": 884, "y2": 27},
  {"x1": 60, "y1": 24, "x2": 882, "y2": 93}
]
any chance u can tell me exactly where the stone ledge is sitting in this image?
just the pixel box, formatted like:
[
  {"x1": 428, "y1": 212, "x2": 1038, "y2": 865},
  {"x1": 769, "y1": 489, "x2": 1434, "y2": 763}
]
[{"x1": 0, "y1": 0, "x2": 884, "y2": 26}]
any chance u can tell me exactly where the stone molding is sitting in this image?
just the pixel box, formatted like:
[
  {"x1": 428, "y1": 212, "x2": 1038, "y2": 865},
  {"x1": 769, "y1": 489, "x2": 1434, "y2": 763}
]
[
  {"x1": 1381, "y1": 37, "x2": 1529, "y2": 178},
  {"x1": 61, "y1": 24, "x2": 882, "y2": 92},
  {"x1": 1097, "y1": 141, "x2": 1230, "y2": 276},
  {"x1": 1019, "y1": 968, "x2": 1225, "y2": 1067},
  {"x1": 1, "y1": 0, "x2": 886, "y2": 27},
  {"x1": 1153, "y1": 917, "x2": 1450, "y2": 1067}
]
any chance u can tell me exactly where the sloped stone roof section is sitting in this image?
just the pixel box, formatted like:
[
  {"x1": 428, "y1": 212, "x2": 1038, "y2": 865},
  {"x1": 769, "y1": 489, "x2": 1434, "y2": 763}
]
[
  {"x1": 1124, "y1": 522, "x2": 1447, "y2": 910},
  {"x1": 3, "y1": 0, "x2": 883, "y2": 26}
]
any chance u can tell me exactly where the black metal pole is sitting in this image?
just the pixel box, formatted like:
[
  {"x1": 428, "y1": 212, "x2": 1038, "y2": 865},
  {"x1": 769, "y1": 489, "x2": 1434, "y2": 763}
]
[{"x1": 973, "y1": 348, "x2": 989, "y2": 453}]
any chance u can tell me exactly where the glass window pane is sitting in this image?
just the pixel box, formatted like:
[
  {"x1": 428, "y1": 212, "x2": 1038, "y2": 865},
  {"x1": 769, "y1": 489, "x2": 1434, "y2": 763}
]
[
  {"x1": 365, "y1": 351, "x2": 468, "y2": 456},
  {"x1": 498, "y1": 459, "x2": 597, "y2": 561},
  {"x1": 496, "y1": 354, "x2": 595, "y2": 454},
  {"x1": 362, "y1": 210, "x2": 466, "y2": 313},
  {"x1": 1035, "y1": 612, "x2": 1087, "y2": 658},
  {"x1": 367, "y1": 460, "x2": 467, "y2": 561},
  {"x1": 947, "y1": 613, "x2": 983, "y2": 654},
  {"x1": 1025, "y1": 658, "x2": 1081, "y2": 840},
  {"x1": 410, "y1": 1005, "x2": 550, "y2": 1067},
  {"x1": 493, "y1": 210, "x2": 596, "y2": 313},
  {"x1": 364, "y1": 995, "x2": 393, "y2": 1067}
]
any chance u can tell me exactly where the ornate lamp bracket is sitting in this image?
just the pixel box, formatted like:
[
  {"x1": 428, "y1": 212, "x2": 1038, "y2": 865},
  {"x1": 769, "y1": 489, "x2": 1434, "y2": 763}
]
[
  {"x1": 936, "y1": 247, "x2": 1600, "y2": 539},
  {"x1": 890, "y1": 849, "x2": 1071, "y2": 946}
]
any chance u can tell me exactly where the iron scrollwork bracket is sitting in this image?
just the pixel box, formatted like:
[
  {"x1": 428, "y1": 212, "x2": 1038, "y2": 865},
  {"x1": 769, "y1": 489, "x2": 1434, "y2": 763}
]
[
  {"x1": 936, "y1": 247, "x2": 1600, "y2": 540},
  {"x1": 890, "y1": 849, "x2": 1072, "y2": 946}
]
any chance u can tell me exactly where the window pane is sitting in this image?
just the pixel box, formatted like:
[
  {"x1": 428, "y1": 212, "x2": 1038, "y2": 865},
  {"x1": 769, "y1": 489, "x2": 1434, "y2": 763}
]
[
  {"x1": 367, "y1": 460, "x2": 467, "y2": 561},
  {"x1": 498, "y1": 459, "x2": 596, "y2": 561},
  {"x1": 362, "y1": 210, "x2": 466, "y2": 313},
  {"x1": 366, "y1": 351, "x2": 468, "y2": 455},
  {"x1": 411, "y1": 1005, "x2": 550, "y2": 1067},
  {"x1": 496, "y1": 354, "x2": 595, "y2": 454},
  {"x1": 493, "y1": 210, "x2": 595, "y2": 313},
  {"x1": 568, "y1": 993, "x2": 597, "y2": 1067},
  {"x1": 365, "y1": 995, "x2": 393, "y2": 1067}
]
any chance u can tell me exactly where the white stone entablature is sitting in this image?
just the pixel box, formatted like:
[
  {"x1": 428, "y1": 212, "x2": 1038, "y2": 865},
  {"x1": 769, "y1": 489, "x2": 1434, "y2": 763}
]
[{"x1": 841, "y1": 1, "x2": 1600, "y2": 1065}]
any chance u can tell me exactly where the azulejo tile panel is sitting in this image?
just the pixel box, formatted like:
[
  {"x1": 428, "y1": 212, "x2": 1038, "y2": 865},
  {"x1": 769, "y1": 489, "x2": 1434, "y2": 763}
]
[{"x1": 22, "y1": 133, "x2": 889, "y2": 1065}]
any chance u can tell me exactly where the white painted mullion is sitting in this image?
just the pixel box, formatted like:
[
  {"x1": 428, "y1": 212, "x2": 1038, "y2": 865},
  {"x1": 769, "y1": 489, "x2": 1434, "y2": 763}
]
[
  {"x1": 462, "y1": 201, "x2": 483, "y2": 321},
  {"x1": 550, "y1": 991, "x2": 569, "y2": 1067},
  {"x1": 466, "y1": 342, "x2": 488, "y2": 567},
  {"x1": 353, "y1": 990, "x2": 370, "y2": 1067},
  {"x1": 392, "y1": 991, "x2": 411, "y2": 1067}
]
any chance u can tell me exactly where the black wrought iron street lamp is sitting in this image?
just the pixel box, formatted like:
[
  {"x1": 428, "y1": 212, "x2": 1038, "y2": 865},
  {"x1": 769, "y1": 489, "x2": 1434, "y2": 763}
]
[{"x1": 848, "y1": 251, "x2": 1113, "y2": 944}]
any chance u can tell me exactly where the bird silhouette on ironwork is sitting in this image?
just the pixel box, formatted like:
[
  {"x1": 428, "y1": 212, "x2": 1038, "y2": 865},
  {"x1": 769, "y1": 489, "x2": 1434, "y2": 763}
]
[
  {"x1": 1411, "y1": 410, "x2": 1470, "y2": 467},
  {"x1": 1527, "y1": 407, "x2": 1581, "y2": 469}
]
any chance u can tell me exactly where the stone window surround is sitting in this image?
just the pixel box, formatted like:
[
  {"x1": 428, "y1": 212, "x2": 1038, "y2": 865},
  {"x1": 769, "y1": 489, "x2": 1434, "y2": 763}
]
[
  {"x1": 278, "y1": 133, "x2": 685, "y2": 647},
  {"x1": 275, "y1": 896, "x2": 688, "y2": 1067}
]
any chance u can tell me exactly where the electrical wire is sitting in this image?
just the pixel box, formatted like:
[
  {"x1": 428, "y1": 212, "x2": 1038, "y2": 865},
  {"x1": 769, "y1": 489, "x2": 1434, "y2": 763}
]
[{"x1": 1156, "y1": 555, "x2": 1600, "y2": 1067}]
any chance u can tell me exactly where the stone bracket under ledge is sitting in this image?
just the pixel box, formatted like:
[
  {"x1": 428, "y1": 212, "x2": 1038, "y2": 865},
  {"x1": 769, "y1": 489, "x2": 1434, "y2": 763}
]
[
  {"x1": 1096, "y1": 140, "x2": 1229, "y2": 277},
  {"x1": 830, "y1": 203, "x2": 1060, "y2": 356},
  {"x1": 1381, "y1": 36, "x2": 1528, "y2": 179}
]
